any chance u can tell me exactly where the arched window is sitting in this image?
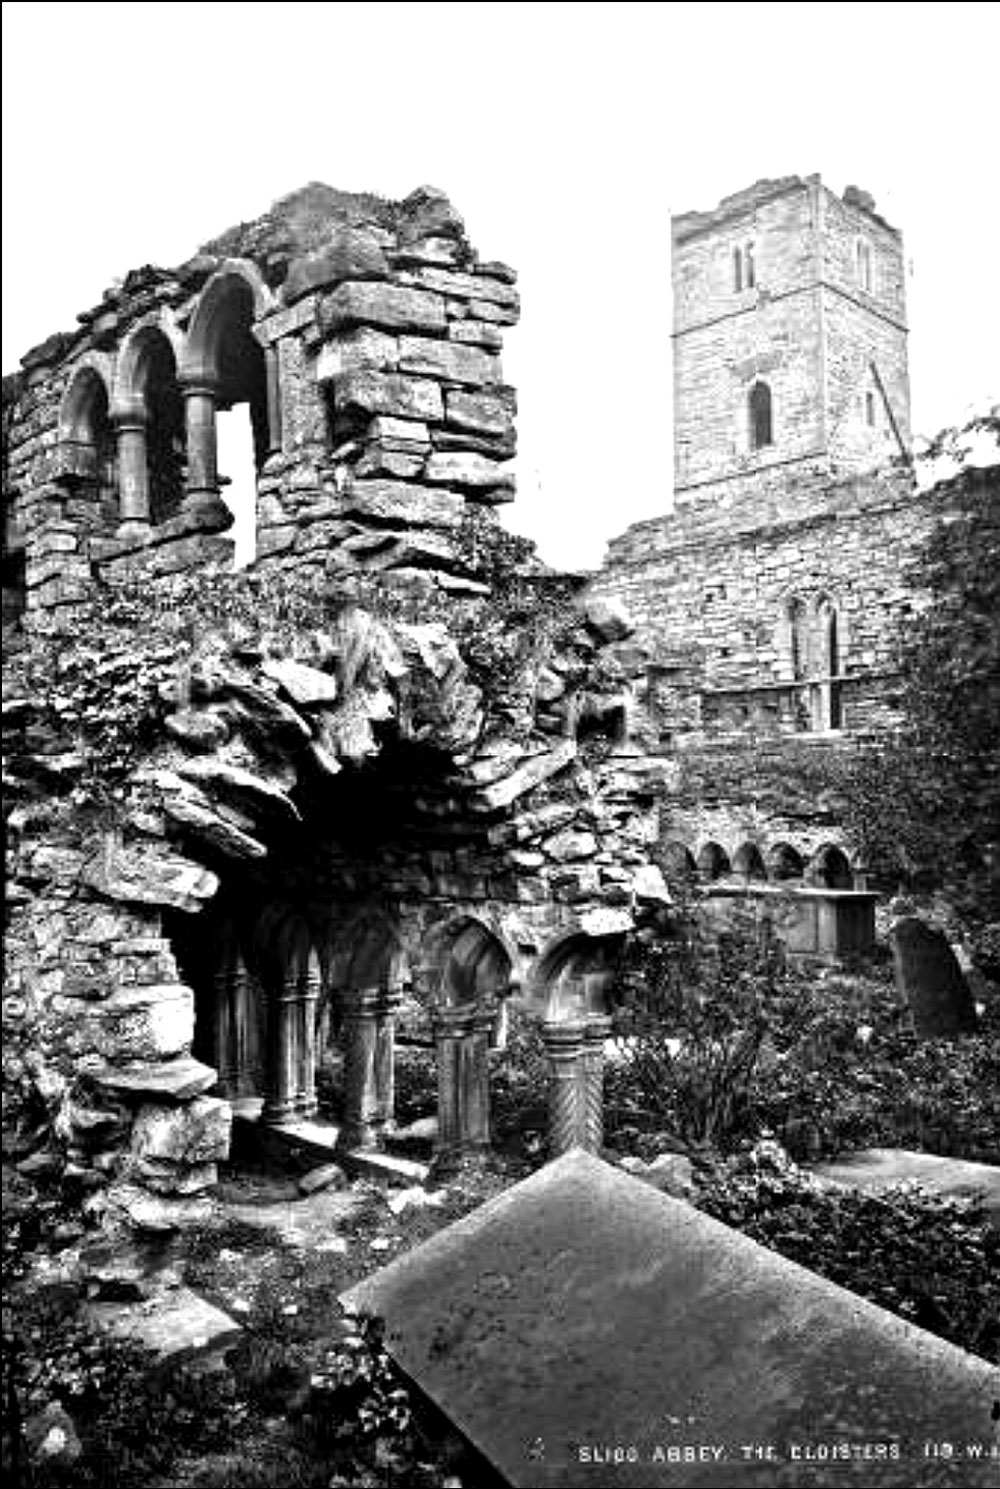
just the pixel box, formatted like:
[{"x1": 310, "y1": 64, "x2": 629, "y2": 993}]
[
  {"x1": 59, "y1": 366, "x2": 118, "y2": 527},
  {"x1": 856, "y1": 238, "x2": 873, "y2": 293},
  {"x1": 749, "y1": 381, "x2": 773, "y2": 451},
  {"x1": 733, "y1": 843, "x2": 767, "y2": 881},
  {"x1": 733, "y1": 242, "x2": 755, "y2": 293}
]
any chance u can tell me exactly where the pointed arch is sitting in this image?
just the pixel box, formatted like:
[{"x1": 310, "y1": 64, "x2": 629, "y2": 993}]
[{"x1": 697, "y1": 841, "x2": 731, "y2": 882}]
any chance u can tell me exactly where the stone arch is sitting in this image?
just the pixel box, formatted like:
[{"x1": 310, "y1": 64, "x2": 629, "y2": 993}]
[
  {"x1": 113, "y1": 323, "x2": 187, "y2": 527},
  {"x1": 422, "y1": 914, "x2": 513, "y2": 1008},
  {"x1": 532, "y1": 929, "x2": 623, "y2": 1022},
  {"x1": 806, "y1": 843, "x2": 854, "y2": 890},
  {"x1": 250, "y1": 902, "x2": 322, "y2": 1123},
  {"x1": 733, "y1": 841, "x2": 767, "y2": 881},
  {"x1": 182, "y1": 265, "x2": 276, "y2": 538},
  {"x1": 697, "y1": 841, "x2": 731, "y2": 882},
  {"x1": 767, "y1": 842, "x2": 805, "y2": 881},
  {"x1": 182, "y1": 259, "x2": 275, "y2": 377},
  {"x1": 659, "y1": 839, "x2": 698, "y2": 886},
  {"x1": 56, "y1": 365, "x2": 118, "y2": 524}
]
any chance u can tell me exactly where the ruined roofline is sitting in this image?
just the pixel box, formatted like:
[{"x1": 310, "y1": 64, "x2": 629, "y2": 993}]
[
  {"x1": 10, "y1": 180, "x2": 514, "y2": 381},
  {"x1": 672, "y1": 173, "x2": 900, "y2": 244}
]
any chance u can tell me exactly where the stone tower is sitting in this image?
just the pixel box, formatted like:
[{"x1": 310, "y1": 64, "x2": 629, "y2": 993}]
[{"x1": 672, "y1": 174, "x2": 911, "y2": 503}]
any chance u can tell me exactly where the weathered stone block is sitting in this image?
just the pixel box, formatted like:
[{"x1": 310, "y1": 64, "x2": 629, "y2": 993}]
[
  {"x1": 423, "y1": 451, "x2": 515, "y2": 492},
  {"x1": 284, "y1": 228, "x2": 389, "y2": 303},
  {"x1": 130, "y1": 1096, "x2": 232, "y2": 1165},
  {"x1": 81, "y1": 841, "x2": 219, "y2": 913},
  {"x1": 94, "y1": 1056, "x2": 218, "y2": 1104},
  {"x1": 88, "y1": 983, "x2": 195, "y2": 1063},
  {"x1": 342, "y1": 479, "x2": 465, "y2": 529},
  {"x1": 322, "y1": 281, "x2": 447, "y2": 335},
  {"x1": 314, "y1": 328, "x2": 399, "y2": 380},
  {"x1": 333, "y1": 369, "x2": 443, "y2": 423},
  {"x1": 444, "y1": 387, "x2": 515, "y2": 438},
  {"x1": 398, "y1": 336, "x2": 501, "y2": 387}
]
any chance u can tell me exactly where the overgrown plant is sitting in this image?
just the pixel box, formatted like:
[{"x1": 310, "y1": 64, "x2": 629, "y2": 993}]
[{"x1": 605, "y1": 900, "x2": 815, "y2": 1154}]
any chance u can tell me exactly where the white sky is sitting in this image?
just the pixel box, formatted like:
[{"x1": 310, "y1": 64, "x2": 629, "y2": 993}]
[{"x1": 3, "y1": 1, "x2": 998, "y2": 569}]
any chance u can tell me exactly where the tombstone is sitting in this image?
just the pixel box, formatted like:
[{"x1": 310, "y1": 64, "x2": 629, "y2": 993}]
[
  {"x1": 342, "y1": 1151, "x2": 996, "y2": 1488},
  {"x1": 890, "y1": 916, "x2": 979, "y2": 1036}
]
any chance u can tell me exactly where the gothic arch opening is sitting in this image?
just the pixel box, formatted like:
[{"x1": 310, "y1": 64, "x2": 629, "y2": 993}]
[
  {"x1": 534, "y1": 932, "x2": 623, "y2": 1023},
  {"x1": 432, "y1": 917, "x2": 512, "y2": 1008},
  {"x1": 185, "y1": 272, "x2": 271, "y2": 564},
  {"x1": 59, "y1": 367, "x2": 118, "y2": 528},
  {"x1": 660, "y1": 839, "x2": 698, "y2": 886},
  {"x1": 767, "y1": 842, "x2": 805, "y2": 881},
  {"x1": 806, "y1": 844, "x2": 854, "y2": 890},
  {"x1": 733, "y1": 842, "x2": 767, "y2": 881},
  {"x1": 119, "y1": 326, "x2": 186, "y2": 527},
  {"x1": 697, "y1": 841, "x2": 731, "y2": 882}
]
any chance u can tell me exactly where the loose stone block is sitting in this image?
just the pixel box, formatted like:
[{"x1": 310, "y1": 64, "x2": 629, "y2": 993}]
[{"x1": 343, "y1": 1151, "x2": 998, "y2": 1488}]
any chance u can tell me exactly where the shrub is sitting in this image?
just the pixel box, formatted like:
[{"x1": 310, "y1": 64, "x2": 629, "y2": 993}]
[
  {"x1": 696, "y1": 1140, "x2": 999, "y2": 1363},
  {"x1": 605, "y1": 903, "x2": 815, "y2": 1154}
]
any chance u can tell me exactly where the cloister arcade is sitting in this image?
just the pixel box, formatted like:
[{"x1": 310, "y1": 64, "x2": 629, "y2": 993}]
[{"x1": 167, "y1": 882, "x2": 628, "y2": 1173}]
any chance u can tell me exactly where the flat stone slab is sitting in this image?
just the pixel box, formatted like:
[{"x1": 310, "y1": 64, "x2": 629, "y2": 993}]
[
  {"x1": 85, "y1": 1285, "x2": 240, "y2": 1361},
  {"x1": 813, "y1": 1149, "x2": 1000, "y2": 1227},
  {"x1": 342, "y1": 1150, "x2": 998, "y2": 1488}
]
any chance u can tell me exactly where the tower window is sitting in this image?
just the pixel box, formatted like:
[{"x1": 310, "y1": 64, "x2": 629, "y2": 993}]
[
  {"x1": 733, "y1": 241, "x2": 755, "y2": 292},
  {"x1": 865, "y1": 390, "x2": 876, "y2": 426},
  {"x1": 856, "y1": 238, "x2": 873, "y2": 293},
  {"x1": 748, "y1": 380, "x2": 773, "y2": 450}
]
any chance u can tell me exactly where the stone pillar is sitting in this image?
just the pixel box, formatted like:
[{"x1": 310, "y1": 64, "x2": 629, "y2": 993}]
[
  {"x1": 583, "y1": 1014, "x2": 612, "y2": 1154},
  {"x1": 296, "y1": 958, "x2": 321, "y2": 1120},
  {"x1": 265, "y1": 345, "x2": 283, "y2": 454},
  {"x1": 180, "y1": 377, "x2": 224, "y2": 514},
  {"x1": 433, "y1": 1004, "x2": 494, "y2": 1163},
  {"x1": 374, "y1": 987, "x2": 401, "y2": 1135},
  {"x1": 541, "y1": 1019, "x2": 589, "y2": 1157},
  {"x1": 340, "y1": 987, "x2": 383, "y2": 1150},
  {"x1": 114, "y1": 407, "x2": 151, "y2": 537},
  {"x1": 261, "y1": 973, "x2": 299, "y2": 1126}
]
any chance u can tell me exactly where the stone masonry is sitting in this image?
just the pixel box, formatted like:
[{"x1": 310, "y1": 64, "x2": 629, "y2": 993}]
[
  {"x1": 2, "y1": 181, "x2": 675, "y2": 1219},
  {"x1": 590, "y1": 174, "x2": 986, "y2": 890}
]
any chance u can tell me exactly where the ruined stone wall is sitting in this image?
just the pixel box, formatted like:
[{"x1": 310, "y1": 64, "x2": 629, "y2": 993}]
[
  {"x1": 591, "y1": 464, "x2": 959, "y2": 870},
  {"x1": 2, "y1": 184, "x2": 519, "y2": 619}
]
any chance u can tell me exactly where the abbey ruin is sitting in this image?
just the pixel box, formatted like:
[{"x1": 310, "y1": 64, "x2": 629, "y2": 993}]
[{"x1": 0, "y1": 173, "x2": 978, "y2": 1219}]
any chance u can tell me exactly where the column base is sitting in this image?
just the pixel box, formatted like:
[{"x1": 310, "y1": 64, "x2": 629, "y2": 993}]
[{"x1": 181, "y1": 491, "x2": 233, "y2": 531}]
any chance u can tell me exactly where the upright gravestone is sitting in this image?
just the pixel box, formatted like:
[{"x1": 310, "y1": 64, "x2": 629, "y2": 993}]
[
  {"x1": 342, "y1": 1150, "x2": 996, "y2": 1488},
  {"x1": 890, "y1": 916, "x2": 979, "y2": 1037}
]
